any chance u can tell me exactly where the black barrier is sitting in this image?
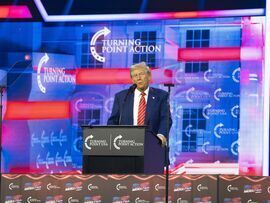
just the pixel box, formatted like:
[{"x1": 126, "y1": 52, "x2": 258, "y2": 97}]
[
  {"x1": 219, "y1": 175, "x2": 270, "y2": 203},
  {"x1": 1, "y1": 174, "x2": 270, "y2": 202}
]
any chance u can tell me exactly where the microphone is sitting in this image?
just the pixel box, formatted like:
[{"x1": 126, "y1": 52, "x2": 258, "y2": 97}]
[
  {"x1": 119, "y1": 84, "x2": 137, "y2": 124},
  {"x1": 129, "y1": 83, "x2": 137, "y2": 92},
  {"x1": 124, "y1": 84, "x2": 137, "y2": 101}
]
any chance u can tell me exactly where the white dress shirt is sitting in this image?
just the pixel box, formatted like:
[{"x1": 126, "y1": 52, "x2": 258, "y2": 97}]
[{"x1": 133, "y1": 87, "x2": 149, "y2": 125}]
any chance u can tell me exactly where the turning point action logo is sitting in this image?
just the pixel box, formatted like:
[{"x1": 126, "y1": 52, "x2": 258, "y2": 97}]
[
  {"x1": 37, "y1": 53, "x2": 75, "y2": 93},
  {"x1": 113, "y1": 135, "x2": 122, "y2": 150},
  {"x1": 90, "y1": 27, "x2": 161, "y2": 63}
]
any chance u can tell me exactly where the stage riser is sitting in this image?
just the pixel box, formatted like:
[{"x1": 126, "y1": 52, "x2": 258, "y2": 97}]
[{"x1": 1, "y1": 174, "x2": 269, "y2": 203}]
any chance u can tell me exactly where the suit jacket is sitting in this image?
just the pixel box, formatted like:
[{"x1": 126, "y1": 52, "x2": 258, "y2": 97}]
[{"x1": 107, "y1": 87, "x2": 172, "y2": 173}]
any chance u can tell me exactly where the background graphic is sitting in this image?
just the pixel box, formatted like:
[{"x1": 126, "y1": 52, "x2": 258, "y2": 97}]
[{"x1": 0, "y1": 15, "x2": 265, "y2": 175}]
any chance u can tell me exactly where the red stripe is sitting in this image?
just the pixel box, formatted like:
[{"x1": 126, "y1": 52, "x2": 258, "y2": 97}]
[
  {"x1": 0, "y1": 6, "x2": 32, "y2": 18},
  {"x1": 137, "y1": 95, "x2": 146, "y2": 125},
  {"x1": 4, "y1": 101, "x2": 70, "y2": 120},
  {"x1": 178, "y1": 47, "x2": 241, "y2": 61},
  {"x1": 76, "y1": 68, "x2": 172, "y2": 84}
]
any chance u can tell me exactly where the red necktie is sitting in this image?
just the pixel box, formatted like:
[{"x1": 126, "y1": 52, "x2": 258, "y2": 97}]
[{"x1": 137, "y1": 92, "x2": 146, "y2": 125}]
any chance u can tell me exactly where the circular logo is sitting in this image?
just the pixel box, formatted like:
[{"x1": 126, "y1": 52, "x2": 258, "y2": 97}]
[
  {"x1": 186, "y1": 87, "x2": 195, "y2": 102},
  {"x1": 232, "y1": 67, "x2": 240, "y2": 83},
  {"x1": 84, "y1": 135, "x2": 94, "y2": 150},
  {"x1": 214, "y1": 123, "x2": 224, "y2": 139},
  {"x1": 113, "y1": 135, "x2": 122, "y2": 150},
  {"x1": 90, "y1": 27, "x2": 111, "y2": 63},
  {"x1": 231, "y1": 140, "x2": 239, "y2": 156}
]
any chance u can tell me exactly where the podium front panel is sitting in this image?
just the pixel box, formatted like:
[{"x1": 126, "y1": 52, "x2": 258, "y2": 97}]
[{"x1": 83, "y1": 125, "x2": 145, "y2": 156}]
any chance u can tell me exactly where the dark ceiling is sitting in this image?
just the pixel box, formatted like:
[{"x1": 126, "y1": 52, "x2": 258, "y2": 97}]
[{"x1": 40, "y1": 0, "x2": 266, "y2": 15}]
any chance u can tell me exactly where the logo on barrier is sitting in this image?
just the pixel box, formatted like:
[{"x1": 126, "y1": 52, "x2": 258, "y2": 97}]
[
  {"x1": 174, "y1": 182, "x2": 192, "y2": 192},
  {"x1": 112, "y1": 196, "x2": 130, "y2": 203},
  {"x1": 8, "y1": 183, "x2": 20, "y2": 190},
  {"x1": 5, "y1": 195, "x2": 23, "y2": 202},
  {"x1": 193, "y1": 196, "x2": 212, "y2": 202},
  {"x1": 47, "y1": 183, "x2": 61, "y2": 191},
  {"x1": 135, "y1": 197, "x2": 150, "y2": 203},
  {"x1": 68, "y1": 197, "x2": 80, "y2": 203},
  {"x1": 132, "y1": 182, "x2": 150, "y2": 192},
  {"x1": 268, "y1": 186, "x2": 270, "y2": 193},
  {"x1": 65, "y1": 182, "x2": 83, "y2": 192},
  {"x1": 155, "y1": 184, "x2": 165, "y2": 191},
  {"x1": 177, "y1": 198, "x2": 189, "y2": 203},
  {"x1": 227, "y1": 184, "x2": 239, "y2": 192},
  {"x1": 244, "y1": 184, "x2": 262, "y2": 194},
  {"x1": 196, "y1": 184, "x2": 209, "y2": 192},
  {"x1": 45, "y1": 195, "x2": 64, "y2": 203},
  {"x1": 224, "y1": 197, "x2": 241, "y2": 203},
  {"x1": 247, "y1": 199, "x2": 258, "y2": 203},
  {"x1": 154, "y1": 196, "x2": 164, "y2": 203},
  {"x1": 88, "y1": 184, "x2": 99, "y2": 191},
  {"x1": 84, "y1": 196, "x2": 102, "y2": 203},
  {"x1": 27, "y1": 196, "x2": 42, "y2": 203},
  {"x1": 116, "y1": 183, "x2": 128, "y2": 191},
  {"x1": 90, "y1": 27, "x2": 161, "y2": 63},
  {"x1": 24, "y1": 182, "x2": 42, "y2": 191}
]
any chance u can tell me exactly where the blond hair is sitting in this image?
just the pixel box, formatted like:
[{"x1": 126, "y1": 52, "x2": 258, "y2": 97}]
[{"x1": 130, "y1": 62, "x2": 151, "y2": 78}]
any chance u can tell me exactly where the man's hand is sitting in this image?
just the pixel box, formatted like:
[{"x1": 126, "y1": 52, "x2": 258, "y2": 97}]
[{"x1": 157, "y1": 134, "x2": 167, "y2": 147}]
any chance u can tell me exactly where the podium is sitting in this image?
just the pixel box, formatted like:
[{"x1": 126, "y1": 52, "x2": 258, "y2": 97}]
[{"x1": 82, "y1": 125, "x2": 146, "y2": 174}]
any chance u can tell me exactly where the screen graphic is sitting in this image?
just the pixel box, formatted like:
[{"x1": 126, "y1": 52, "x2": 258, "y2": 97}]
[{"x1": 0, "y1": 15, "x2": 265, "y2": 175}]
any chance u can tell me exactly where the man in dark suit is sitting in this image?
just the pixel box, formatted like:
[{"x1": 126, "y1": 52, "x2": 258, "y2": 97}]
[{"x1": 108, "y1": 62, "x2": 172, "y2": 174}]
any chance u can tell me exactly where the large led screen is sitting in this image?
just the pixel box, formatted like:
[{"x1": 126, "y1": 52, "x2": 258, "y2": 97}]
[{"x1": 0, "y1": 15, "x2": 266, "y2": 175}]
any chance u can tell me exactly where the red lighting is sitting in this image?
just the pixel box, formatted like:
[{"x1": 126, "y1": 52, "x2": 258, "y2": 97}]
[
  {"x1": 76, "y1": 68, "x2": 173, "y2": 84},
  {"x1": 4, "y1": 101, "x2": 70, "y2": 120},
  {"x1": 178, "y1": 47, "x2": 241, "y2": 61},
  {"x1": 0, "y1": 6, "x2": 32, "y2": 19},
  {"x1": 76, "y1": 68, "x2": 131, "y2": 84}
]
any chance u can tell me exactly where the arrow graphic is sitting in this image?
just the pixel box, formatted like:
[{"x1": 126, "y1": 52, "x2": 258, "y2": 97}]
[
  {"x1": 90, "y1": 27, "x2": 111, "y2": 62},
  {"x1": 37, "y1": 53, "x2": 49, "y2": 93}
]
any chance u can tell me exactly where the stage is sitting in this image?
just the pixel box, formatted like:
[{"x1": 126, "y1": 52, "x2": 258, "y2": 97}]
[{"x1": 1, "y1": 174, "x2": 269, "y2": 202}]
